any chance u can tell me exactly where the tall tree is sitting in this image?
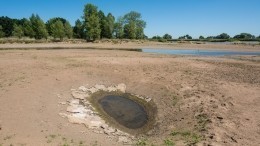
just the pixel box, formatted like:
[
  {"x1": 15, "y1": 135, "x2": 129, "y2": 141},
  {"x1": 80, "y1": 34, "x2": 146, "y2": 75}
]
[
  {"x1": 73, "y1": 19, "x2": 84, "y2": 39},
  {"x1": 114, "y1": 17, "x2": 124, "y2": 39},
  {"x1": 124, "y1": 21, "x2": 136, "y2": 39},
  {"x1": 46, "y1": 17, "x2": 67, "y2": 36},
  {"x1": 123, "y1": 11, "x2": 146, "y2": 39},
  {"x1": 22, "y1": 18, "x2": 35, "y2": 38},
  {"x1": 64, "y1": 21, "x2": 73, "y2": 39},
  {"x1": 50, "y1": 20, "x2": 65, "y2": 40},
  {"x1": 12, "y1": 24, "x2": 24, "y2": 38},
  {"x1": 30, "y1": 14, "x2": 48, "y2": 39},
  {"x1": 0, "y1": 25, "x2": 5, "y2": 38},
  {"x1": 83, "y1": 4, "x2": 101, "y2": 41},
  {"x1": 104, "y1": 13, "x2": 115, "y2": 39},
  {"x1": 98, "y1": 10, "x2": 106, "y2": 39},
  {"x1": 0, "y1": 16, "x2": 15, "y2": 37}
]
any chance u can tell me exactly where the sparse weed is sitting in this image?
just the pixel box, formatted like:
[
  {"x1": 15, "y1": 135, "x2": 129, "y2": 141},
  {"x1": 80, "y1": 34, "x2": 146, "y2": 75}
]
[
  {"x1": 4, "y1": 135, "x2": 14, "y2": 140},
  {"x1": 163, "y1": 139, "x2": 175, "y2": 146},
  {"x1": 136, "y1": 138, "x2": 148, "y2": 146},
  {"x1": 171, "y1": 131, "x2": 202, "y2": 145},
  {"x1": 62, "y1": 143, "x2": 69, "y2": 146},
  {"x1": 46, "y1": 139, "x2": 52, "y2": 143},
  {"x1": 171, "y1": 95, "x2": 179, "y2": 106},
  {"x1": 195, "y1": 114, "x2": 210, "y2": 132},
  {"x1": 49, "y1": 134, "x2": 56, "y2": 139}
]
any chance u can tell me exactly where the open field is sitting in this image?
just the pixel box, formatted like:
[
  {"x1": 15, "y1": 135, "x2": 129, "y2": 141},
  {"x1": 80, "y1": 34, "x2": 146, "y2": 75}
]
[{"x1": 0, "y1": 43, "x2": 260, "y2": 146}]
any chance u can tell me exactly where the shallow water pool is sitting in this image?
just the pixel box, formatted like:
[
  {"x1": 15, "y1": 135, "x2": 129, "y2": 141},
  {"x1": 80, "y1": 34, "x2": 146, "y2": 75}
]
[
  {"x1": 99, "y1": 95, "x2": 148, "y2": 129},
  {"x1": 142, "y1": 49, "x2": 260, "y2": 56}
]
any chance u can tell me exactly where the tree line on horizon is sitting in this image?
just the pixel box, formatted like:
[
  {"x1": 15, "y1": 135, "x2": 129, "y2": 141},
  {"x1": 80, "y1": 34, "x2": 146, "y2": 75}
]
[
  {"x1": 152, "y1": 33, "x2": 260, "y2": 41},
  {"x1": 0, "y1": 3, "x2": 146, "y2": 41}
]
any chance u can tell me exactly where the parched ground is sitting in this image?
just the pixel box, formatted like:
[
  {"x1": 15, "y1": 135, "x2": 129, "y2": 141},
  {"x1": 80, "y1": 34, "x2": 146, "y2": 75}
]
[{"x1": 0, "y1": 47, "x2": 259, "y2": 146}]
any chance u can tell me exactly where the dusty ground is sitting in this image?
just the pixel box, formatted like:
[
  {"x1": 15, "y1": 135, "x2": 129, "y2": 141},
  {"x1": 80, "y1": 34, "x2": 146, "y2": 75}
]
[{"x1": 0, "y1": 43, "x2": 260, "y2": 146}]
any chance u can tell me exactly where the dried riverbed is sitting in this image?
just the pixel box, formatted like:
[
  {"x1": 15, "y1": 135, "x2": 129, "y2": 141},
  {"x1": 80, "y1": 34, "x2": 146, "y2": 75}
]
[{"x1": 0, "y1": 49, "x2": 259, "y2": 146}]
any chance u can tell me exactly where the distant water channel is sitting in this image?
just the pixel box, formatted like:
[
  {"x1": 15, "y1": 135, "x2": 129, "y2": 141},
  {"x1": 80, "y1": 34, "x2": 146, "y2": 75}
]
[{"x1": 142, "y1": 49, "x2": 260, "y2": 56}]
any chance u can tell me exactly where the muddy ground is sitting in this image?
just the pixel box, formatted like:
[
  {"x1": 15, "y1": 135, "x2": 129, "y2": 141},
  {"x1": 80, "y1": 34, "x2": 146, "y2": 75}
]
[{"x1": 0, "y1": 45, "x2": 259, "y2": 145}]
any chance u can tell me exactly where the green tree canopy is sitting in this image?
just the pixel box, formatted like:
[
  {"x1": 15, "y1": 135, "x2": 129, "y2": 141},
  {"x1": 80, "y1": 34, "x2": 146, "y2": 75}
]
[
  {"x1": 104, "y1": 13, "x2": 115, "y2": 39},
  {"x1": 46, "y1": 17, "x2": 67, "y2": 36},
  {"x1": 124, "y1": 21, "x2": 136, "y2": 39},
  {"x1": 30, "y1": 14, "x2": 48, "y2": 39},
  {"x1": 0, "y1": 16, "x2": 15, "y2": 37},
  {"x1": 152, "y1": 35, "x2": 162, "y2": 39},
  {"x1": 114, "y1": 16, "x2": 124, "y2": 39},
  {"x1": 83, "y1": 4, "x2": 101, "y2": 41},
  {"x1": 179, "y1": 34, "x2": 192, "y2": 39},
  {"x1": 199, "y1": 36, "x2": 205, "y2": 39},
  {"x1": 98, "y1": 10, "x2": 106, "y2": 39},
  {"x1": 50, "y1": 20, "x2": 65, "y2": 40},
  {"x1": 123, "y1": 11, "x2": 146, "y2": 39},
  {"x1": 234, "y1": 33, "x2": 255, "y2": 39},
  {"x1": 73, "y1": 19, "x2": 85, "y2": 39},
  {"x1": 0, "y1": 25, "x2": 5, "y2": 38},
  {"x1": 22, "y1": 18, "x2": 35, "y2": 38},
  {"x1": 64, "y1": 21, "x2": 73, "y2": 39},
  {"x1": 216, "y1": 33, "x2": 230, "y2": 39},
  {"x1": 12, "y1": 24, "x2": 24, "y2": 38},
  {"x1": 163, "y1": 33, "x2": 172, "y2": 40}
]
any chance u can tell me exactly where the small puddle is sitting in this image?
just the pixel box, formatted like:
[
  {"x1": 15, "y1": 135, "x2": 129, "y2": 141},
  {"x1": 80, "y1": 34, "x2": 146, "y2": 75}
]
[
  {"x1": 89, "y1": 91, "x2": 156, "y2": 134},
  {"x1": 99, "y1": 95, "x2": 148, "y2": 129}
]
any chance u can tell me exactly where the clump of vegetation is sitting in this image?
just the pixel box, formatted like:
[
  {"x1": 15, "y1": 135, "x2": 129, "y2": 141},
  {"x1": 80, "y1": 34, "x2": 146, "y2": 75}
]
[
  {"x1": 195, "y1": 113, "x2": 211, "y2": 132},
  {"x1": 45, "y1": 134, "x2": 57, "y2": 143},
  {"x1": 163, "y1": 139, "x2": 175, "y2": 146},
  {"x1": 179, "y1": 34, "x2": 192, "y2": 40},
  {"x1": 171, "y1": 94, "x2": 179, "y2": 106},
  {"x1": 171, "y1": 131, "x2": 202, "y2": 145},
  {"x1": 136, "y1": 138, "x2": 148, "y2": 146},
  {"x1": 151, "y1": 33, "x2": 173, "y2": 42}
]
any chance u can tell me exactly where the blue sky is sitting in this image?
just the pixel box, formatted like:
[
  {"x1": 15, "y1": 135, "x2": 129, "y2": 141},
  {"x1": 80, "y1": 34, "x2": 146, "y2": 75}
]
[{"x1": 0, "y1": 0, "x2": 260, "y2": 38}]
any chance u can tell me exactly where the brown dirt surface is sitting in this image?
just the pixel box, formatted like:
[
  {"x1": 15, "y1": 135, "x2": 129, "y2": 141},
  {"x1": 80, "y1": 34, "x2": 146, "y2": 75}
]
[{"x1": 0, "y1": 44, "x2": 259, "y2": 145}]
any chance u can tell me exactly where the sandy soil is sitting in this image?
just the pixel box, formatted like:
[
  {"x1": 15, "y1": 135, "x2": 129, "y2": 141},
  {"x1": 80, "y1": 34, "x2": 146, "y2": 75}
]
[{"x1": 0, "y1": 43, "x2": 260, "y2": 146}]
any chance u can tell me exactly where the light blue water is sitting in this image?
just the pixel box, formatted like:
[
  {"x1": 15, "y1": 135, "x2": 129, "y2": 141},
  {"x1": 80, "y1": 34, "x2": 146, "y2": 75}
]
[{"x1": 142, "y1": 49, "x2": 260, "y2": 56}]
